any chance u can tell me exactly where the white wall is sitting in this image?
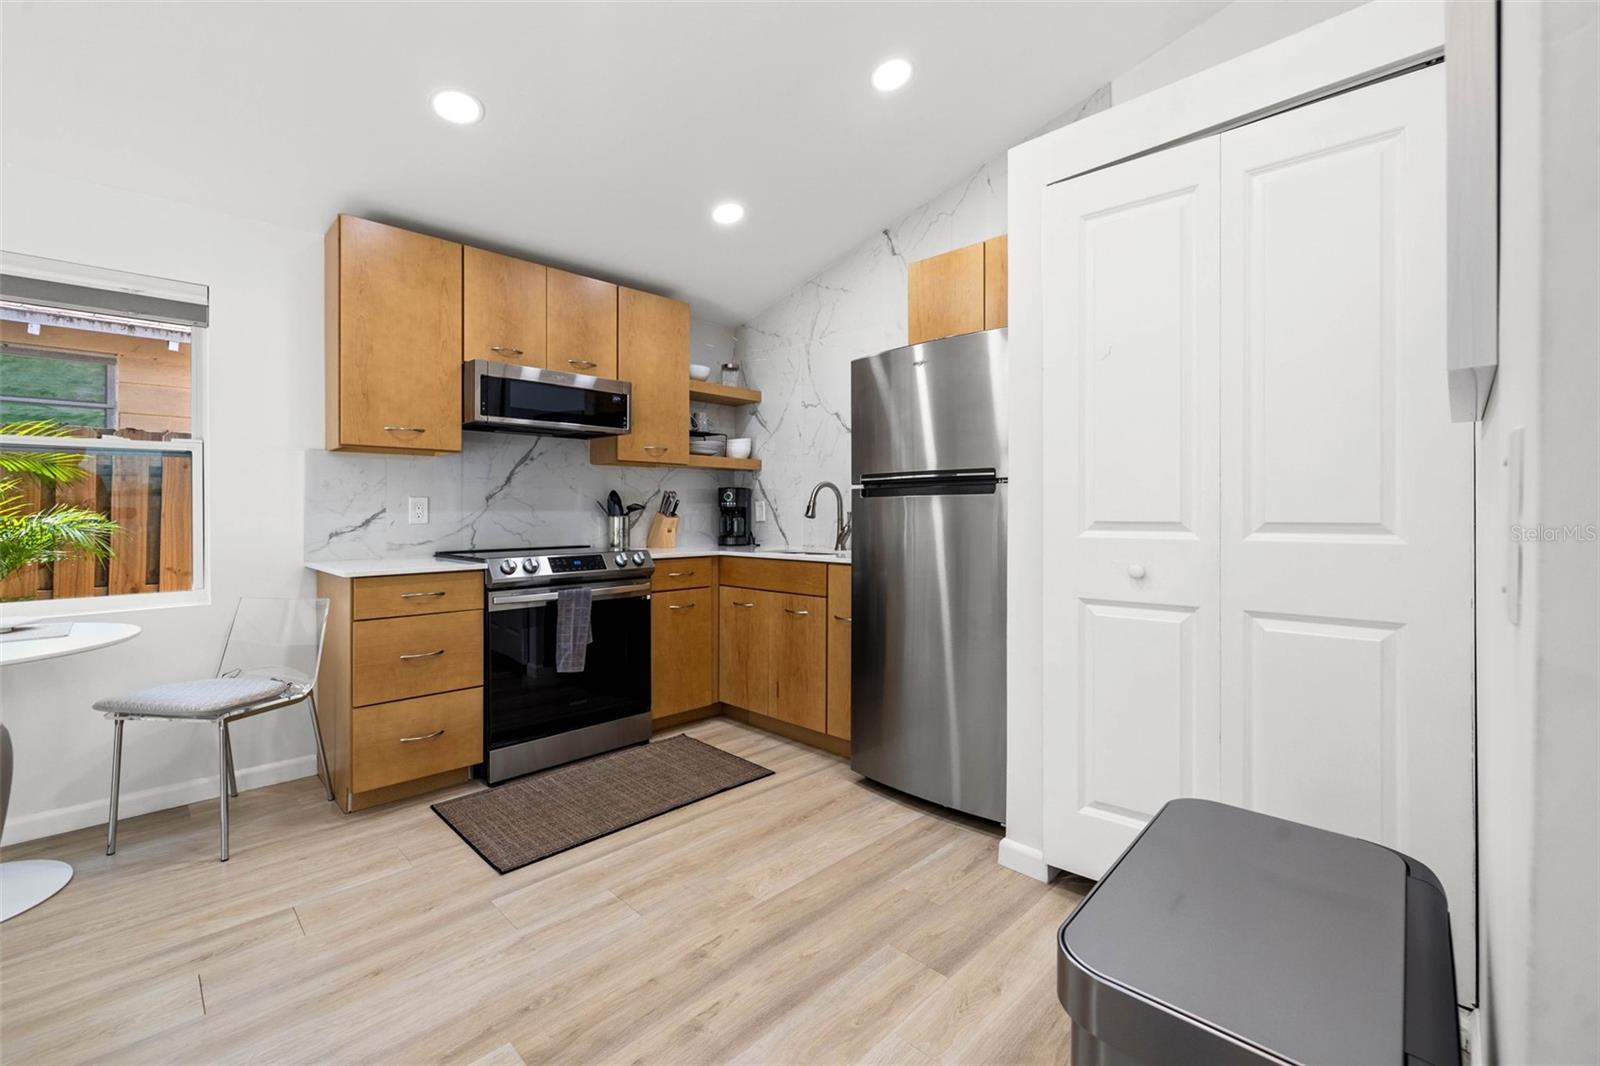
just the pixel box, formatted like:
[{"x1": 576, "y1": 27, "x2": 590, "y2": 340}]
[
  {"x1": 0, "y1": 166, "x2": 327, "y2": 843},
  {"x1": 1111, "y1": 0, "x2": 1366, "y2": 103},
  {"x1": 1476, "y1": 1, "x2": 1599, "y2": 1061}
]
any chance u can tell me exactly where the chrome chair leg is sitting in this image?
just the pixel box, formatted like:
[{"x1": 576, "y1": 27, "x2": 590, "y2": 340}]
[
  {"x1": 223, "y1": 720, "x2": 239, "y2": 798},
  {"x1": 308, "y1": 694, "x2": 334, "y2": 802},
  {"x1": 106, "y1": 718, "x2": 125, "y2": 856},
  {"x1": 217, "y1": 720, "x2": 230, "y2": 862}
]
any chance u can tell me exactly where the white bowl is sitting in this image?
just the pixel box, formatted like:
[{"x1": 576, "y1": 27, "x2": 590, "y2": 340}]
[
  {"x1": 689, "y1": 364, "x2": 712, "y2": 381},
  {"x1": 726, "y1": 438, "x2": 753, "y2": 459}
]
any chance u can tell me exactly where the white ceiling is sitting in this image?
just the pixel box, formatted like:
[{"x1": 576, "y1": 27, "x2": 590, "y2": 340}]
[{"x1": 2, "y1": 2, "x2": 1223, "y2": 323}]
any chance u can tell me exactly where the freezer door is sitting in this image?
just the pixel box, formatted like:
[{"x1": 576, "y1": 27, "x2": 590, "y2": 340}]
[
  {"x1": 851, "y1": 483, "x2": 1006, "y2": 821},
  {"x1": 852, "y1": 328, "x2": 1007, "y2": 481}
]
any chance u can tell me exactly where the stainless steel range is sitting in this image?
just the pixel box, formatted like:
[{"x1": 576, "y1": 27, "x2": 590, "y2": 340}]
[{"x1": 435, "y1": 545, "x2": 655, "y2": 784}]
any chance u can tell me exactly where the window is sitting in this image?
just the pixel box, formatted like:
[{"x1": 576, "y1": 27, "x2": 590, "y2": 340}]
[
  {"x1": 1, "y1": 345, "x2": 117, "y2": 428},
  {"x1": 0, "y1": 253, "x2": 207, "y2": 610}
]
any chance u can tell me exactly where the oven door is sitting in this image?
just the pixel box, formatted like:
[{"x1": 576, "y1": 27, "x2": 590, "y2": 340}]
[
  {"x1": 483, "y1": 580, "x2": 652, "y2": 781},
  {"x1": 464, "y1": 359, "x2": 630, "y2": 437}
]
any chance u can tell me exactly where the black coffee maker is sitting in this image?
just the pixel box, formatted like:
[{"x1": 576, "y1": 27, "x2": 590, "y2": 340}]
[{"x1": 718, "y1": 486, "x2": 755, "y2": 546}]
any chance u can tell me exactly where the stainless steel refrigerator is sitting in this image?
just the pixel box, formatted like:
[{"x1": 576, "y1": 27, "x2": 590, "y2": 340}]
[{"x1": 850, "y1": 328, "x2": 1007, "y2": 822}]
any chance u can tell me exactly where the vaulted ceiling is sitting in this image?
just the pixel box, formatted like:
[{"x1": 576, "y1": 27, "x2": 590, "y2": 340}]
[{"x1": 2, "y1": 2, "x2": 1223, "y2": 322}]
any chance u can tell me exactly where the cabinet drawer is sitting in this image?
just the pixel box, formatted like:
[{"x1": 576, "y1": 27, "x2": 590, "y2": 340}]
[
  {"x1": 351, "y1": 610, "x2": 482, "y2": 707},
  {"x1": 353, "y1": 571, "x2": 483, "y2": 620},
  {"x1": 719, "y1": 558, "x2": 827, "y2": 597},
  {"x1": 652, "y1": 557, "x2": 716, "y2": 592},
  {"x1": 351, "y1": 688, "x2": 483, "y2": 793}
]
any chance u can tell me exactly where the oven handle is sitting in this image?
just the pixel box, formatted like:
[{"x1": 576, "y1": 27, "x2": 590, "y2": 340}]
[{"x1": 488, "y1": 581, "x2": 653, "y2": 612}]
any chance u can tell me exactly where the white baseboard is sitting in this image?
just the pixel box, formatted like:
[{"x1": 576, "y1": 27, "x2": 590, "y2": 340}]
[
  {"x1": 998, "y1": 836, "x2": 1054, "y2": 882},
  {"x1": 1, "y1": 754, "x2": 318, "y2": 846}
]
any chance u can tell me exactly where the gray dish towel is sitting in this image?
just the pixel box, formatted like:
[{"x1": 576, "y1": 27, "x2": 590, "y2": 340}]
[{"x1": 556, "y1": 586, "x2": 593, "y2": 673}]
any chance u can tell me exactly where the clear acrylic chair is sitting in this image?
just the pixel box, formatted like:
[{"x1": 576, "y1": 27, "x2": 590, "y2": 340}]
[{"x1": 96, "y1": 597, "x2": 333, "y2": 861}]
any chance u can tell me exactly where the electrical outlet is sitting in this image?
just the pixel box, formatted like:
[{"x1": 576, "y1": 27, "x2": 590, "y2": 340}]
[
  {"x1": 407, "y1": 496, "x2": 429, "y2": 525},
  {"x1": 755, "y1": 500, "x2": 768, "y2": 523}
]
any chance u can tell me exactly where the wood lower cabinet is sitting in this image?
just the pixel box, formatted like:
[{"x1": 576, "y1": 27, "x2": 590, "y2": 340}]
[
  {"x1": 826, "y1": 564, "x2": 851, "y2": 740},
  {"x1": 652, "y1": 559, "x2": 850, "y2": 750},
  {"x1": 591, "y1": 287, "x2": 690, "y2": 467},
  {"x1": 325, "y1": 215, "x2": 463, "y2": 454},
  {"x1": 315, "y1": 569, "x2": 485, "y2": 812},
  {"x1": 770, "y1": 592, "x2": 827, "y2": 732},
  {"x1": 547, "y1": 268, "x2": 618, "y2": 379},
  {"x1": 652, "y1": 587, "x2": 717, "y2": 719},
  {"x1": 718, "y1": 587, "x2": 772, "y2": 716},
  {"x1": 464, "y1": 246, "x2": 546, "y2": 367}
]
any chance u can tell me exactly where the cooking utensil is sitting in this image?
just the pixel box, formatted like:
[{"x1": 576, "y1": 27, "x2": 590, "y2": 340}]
[{"x1": 607, "y1": 490, "x2": 624, "y2": 517}]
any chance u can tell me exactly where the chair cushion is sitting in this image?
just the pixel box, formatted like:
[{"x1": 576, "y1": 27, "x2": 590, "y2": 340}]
[{"x1": 93, "y1": 676, "x2": 291, "y2": 718}]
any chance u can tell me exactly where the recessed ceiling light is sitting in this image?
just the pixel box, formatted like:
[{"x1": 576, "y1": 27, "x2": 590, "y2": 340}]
[
  {"x1": 430, "y1": 89, "x2": 484, "y2": 125},
  {"x1": 711, "y1": 202, "x2": 746, "y2": 226},
  {"x1": 871, "y1": 58, "x2": 913, "y2": 93}
]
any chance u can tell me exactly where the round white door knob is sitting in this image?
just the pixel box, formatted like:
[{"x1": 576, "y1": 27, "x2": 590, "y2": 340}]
[{"x1": 1128, "y1": 564, "x2": 1147, "y2": 580}]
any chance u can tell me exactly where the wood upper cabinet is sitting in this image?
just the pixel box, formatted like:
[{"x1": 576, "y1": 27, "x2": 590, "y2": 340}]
[
  {"x1": 826, "y1": 565, "x2": 851, "y2": 740},
  {"x1": 908, "y1": 242, "x2": 984, "y2": 345},
  {"x1": 984, "y1": 235, "x2": 1008, "y2": 330},
  {"x1": 326, "y1": 215, "x2": 463, "y2": 453},
  {"x1": 719, "y1": 587, "x2": 772, "y2": 716},
  {"x1": 906, "y1": 236, "x2": 1008, "y2": 345},
  {"x1": 770, "y1": 592, "x2": 827, "y2": 733},
  {"x1": 652, "y1": 587, "x2": 717, "y2": 718},
  {"x1": 591, "y1": 287, "x2": 690, "y2": 466},
  {"x1": 464, "y1": 246, "x2": 546, "y2": 367},
  {"x1": 547, "y1": 268, "x2": 618, "y2": 379}
]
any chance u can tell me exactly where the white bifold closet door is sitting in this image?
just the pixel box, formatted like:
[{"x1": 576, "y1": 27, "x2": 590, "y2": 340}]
[
  {"x1": 1042, "y1": 65, "x2": 1475, "y2": 998},
  {"x1": 1040, "y1": 136, "x2": 1223, "y2": 874}
]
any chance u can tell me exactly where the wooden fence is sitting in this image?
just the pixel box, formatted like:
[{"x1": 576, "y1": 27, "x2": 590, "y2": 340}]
[{"x1": 1, "y1": 438, "x2": 193, "y2": 601}]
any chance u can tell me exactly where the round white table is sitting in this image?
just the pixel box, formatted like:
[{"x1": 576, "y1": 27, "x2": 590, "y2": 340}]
[{"x1": 1, "y1": 621, "x2": 141, "y2": 922}]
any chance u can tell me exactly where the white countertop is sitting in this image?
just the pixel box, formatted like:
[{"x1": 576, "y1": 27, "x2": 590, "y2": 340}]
[
  {"x1": 650, "y1": 546, "x2": 850, "y2": 564},
  {"x1": 304, "y1": 557, "x2": 487, "y2": 578},
  {"x1": 305, "y1": 546, "x2": 848, "y2": 578}
]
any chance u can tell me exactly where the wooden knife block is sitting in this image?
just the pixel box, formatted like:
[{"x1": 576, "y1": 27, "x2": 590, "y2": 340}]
[{"x1": 645, "y1": 514, "x2": 679, "y2": 549}]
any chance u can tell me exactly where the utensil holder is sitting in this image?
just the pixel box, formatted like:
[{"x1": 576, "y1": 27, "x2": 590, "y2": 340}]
[
  {"x1": 645, "y1": 514, "x2": 679, "y2": 549},
  {"x1": 606, "y1": 515, "x2": 627, "y2": 550}
]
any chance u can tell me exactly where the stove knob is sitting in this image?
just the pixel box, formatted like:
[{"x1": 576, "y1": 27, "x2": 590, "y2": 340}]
[
  {"x1": 498, "y1": 559, "x2": 518, "y2": 575},
  {"x1": 614, "y1": 552, "x2": 628, "y2": 567},
  {"x1": 522, "y1": 557, "x2": 540, "y2": 574},
  {"x1": 631, "y1": 551, "x2": 646, "y2": 567}
]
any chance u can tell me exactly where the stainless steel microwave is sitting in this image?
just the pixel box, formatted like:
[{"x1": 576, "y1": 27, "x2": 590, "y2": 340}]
[{"x1": 462, "y1": 359, "x2": 630, "y2": 438}]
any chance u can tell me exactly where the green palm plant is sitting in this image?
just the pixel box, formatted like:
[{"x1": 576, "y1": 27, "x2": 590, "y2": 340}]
[{"x1": 0, "y1": 420, "x2": 118, "y2": 584}]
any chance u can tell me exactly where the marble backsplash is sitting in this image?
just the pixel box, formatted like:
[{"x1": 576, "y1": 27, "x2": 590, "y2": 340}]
[
  {"x1": 304, "y1": 432, "x2": 746, "y2": 560},
  {"x1": 732, "y1": 85, "x2": 1112, "y2": 546}
]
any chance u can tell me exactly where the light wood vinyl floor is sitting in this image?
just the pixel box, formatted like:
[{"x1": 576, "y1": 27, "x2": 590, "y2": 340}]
[{"x1": 0, "y1": 719, "x2": 1084, "y2": 1065}]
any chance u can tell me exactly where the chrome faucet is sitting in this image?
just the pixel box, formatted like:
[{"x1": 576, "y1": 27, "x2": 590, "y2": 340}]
[{"x1": 804, "y1": 481, "x2": 852, "y2": 551}]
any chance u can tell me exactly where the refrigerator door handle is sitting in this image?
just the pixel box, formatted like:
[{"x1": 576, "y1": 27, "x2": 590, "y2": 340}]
[{"x1": 858, "y1": 468, "x2": 1002, "y2": 498}]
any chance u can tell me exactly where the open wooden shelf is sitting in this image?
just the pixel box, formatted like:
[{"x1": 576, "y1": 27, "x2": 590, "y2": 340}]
[
  {"x1": 684, "y1": 453, "x2": 761, "y2": 472},
  {"x1": 689, "y1": 381, "x2": 762, "y2": 406}
]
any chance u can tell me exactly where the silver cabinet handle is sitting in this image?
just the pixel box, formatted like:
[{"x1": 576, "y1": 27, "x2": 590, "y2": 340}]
[
  {"x1": 399, "y1": 729, "x2": 445, "y2": 743},
  {"x1": 399, "y1": 649, "x2": 445, "y2": 661},
  {"x1": 567, "y1": 359, "x2": 598, "y2": 369},
  {"x1": 490, "y1": 346, "x2": 525, "y2": 356},
  {"x1": 400, "y1": 591, "x2": 447, "y2": 599},
  {"x1": 666, "y1": 570, "x2": 695, "y2": 578},
  {"x1": 732, "y1": 601, "x2": 756, "y2": 609},
  {"x1": 384, "y1": 425, "x2": 427, "y2": 434},
  {"x1": 784, "y1": 608, "x2": 810, "y2": 617},
  {"x1": 668, "y1": 603, "x2": 696, "y2": 611},
  {"x1": 834, "y1": 615, "x2": 852, "y2": 623}
]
